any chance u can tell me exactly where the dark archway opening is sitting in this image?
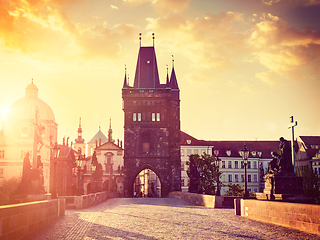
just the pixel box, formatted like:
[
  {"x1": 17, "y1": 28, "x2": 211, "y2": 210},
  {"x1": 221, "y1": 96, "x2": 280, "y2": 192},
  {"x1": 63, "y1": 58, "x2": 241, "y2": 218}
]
[{"x1": 133, "y1": 169, "x2": 161, "y2": 198}]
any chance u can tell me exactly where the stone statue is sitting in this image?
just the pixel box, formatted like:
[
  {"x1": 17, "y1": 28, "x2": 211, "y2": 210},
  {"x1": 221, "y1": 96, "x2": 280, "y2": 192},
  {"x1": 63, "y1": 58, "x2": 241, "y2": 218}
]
[
  {"x1": 267, "y1": 152, "x2": 280, "y2": 174},
  {"x1": 187, "y1": 155, "x2": 200, "y2": 193},
  {"x1": 279, "y1": 137, "x2": 294, "y2": 175}
]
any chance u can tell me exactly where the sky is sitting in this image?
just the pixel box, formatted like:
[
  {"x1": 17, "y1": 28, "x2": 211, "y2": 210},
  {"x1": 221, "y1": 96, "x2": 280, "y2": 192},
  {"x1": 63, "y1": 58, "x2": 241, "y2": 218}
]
[{"x1": 0, "y1": 0, "x2": 320, "y2": 143}]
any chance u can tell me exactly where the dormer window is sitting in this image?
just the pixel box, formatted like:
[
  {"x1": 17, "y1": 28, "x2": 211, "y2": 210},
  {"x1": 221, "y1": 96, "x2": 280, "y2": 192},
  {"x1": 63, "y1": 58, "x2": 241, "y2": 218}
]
[
  {"x1": 257, "y1": 152, "x2": 262, "y2": 157},
  {"x1": 251, "y1": 151, "x2": 256, "y2": 157},
  {"x1": 214, "y1": 150, "x2": 219, "y2": 156},
  {"x1": 226, "y1": 150, "x2": 231, "y2": 156},
  {"x1": 147, "y1": 60, "x2": 150, "y2": 64},
  {"x1": 187, "y1": 140, "x2": 191, "y2": 145}
]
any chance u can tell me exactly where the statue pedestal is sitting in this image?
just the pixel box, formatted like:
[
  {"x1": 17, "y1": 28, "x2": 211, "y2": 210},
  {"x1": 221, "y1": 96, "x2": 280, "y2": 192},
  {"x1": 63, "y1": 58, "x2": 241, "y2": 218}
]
[{"x1": 256, "y1": 174, "x2": 312, "y2": 203}]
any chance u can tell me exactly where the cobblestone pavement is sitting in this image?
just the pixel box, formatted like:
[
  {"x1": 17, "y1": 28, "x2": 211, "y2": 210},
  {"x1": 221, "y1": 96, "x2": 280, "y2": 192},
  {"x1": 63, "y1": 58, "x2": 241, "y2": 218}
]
[{"x1": 23, "y1": 198, "x2": 320, "y2": 240}]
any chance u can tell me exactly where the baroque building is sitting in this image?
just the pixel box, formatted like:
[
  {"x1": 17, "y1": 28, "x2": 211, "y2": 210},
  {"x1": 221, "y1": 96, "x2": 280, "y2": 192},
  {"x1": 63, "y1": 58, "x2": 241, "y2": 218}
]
[
  {"x1": 122, "y1": 38, "x2": 181, "y2": 197},
  {"x1": 0, "y1": 80, "x2": 58, "y2": 192}
]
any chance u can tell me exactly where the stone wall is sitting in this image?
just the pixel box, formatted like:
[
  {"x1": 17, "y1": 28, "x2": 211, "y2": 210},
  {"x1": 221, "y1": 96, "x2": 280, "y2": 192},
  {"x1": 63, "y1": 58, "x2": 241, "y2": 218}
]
[
  {"x1": 169, "y1": 191, "x2": 242, "y2": 208},
  {"x1": 60, "y1": 191, "x2": 118, "y2": 209},
  {"x1": 237, "y1": 199, "x2": 320, "y2": 235},
  {"x1": 0, "y1": 198, "x2": 65, "y2": 240}
]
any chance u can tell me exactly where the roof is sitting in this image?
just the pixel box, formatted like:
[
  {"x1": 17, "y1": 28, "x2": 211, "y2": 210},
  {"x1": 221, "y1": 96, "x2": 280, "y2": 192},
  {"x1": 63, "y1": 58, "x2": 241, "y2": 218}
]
[
  {"x1": 57, "y1": 144, "x2": 76, "y2": 160},
  {"x1": 95, "y1": 141, "x2": 123, "y2": 151},
  {"x1": 133, "y1": 46, "x2": 160, "y2": 88},
  {"x1": 181, "y1": 131, "x2": 279, "y2": 159},
  {"x1": 299, "y1": 136, "x2": 320, "y2": 146},
  {"x1": 88, "y1": 129, "x2": 108, "y2": 143}
]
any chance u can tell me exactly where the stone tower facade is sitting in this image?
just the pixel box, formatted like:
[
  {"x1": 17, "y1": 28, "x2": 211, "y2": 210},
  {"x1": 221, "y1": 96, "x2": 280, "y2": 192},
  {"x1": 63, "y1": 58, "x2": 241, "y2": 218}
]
[{"x1": 122, "y1": 43, "x2": 181, "y2": 197}]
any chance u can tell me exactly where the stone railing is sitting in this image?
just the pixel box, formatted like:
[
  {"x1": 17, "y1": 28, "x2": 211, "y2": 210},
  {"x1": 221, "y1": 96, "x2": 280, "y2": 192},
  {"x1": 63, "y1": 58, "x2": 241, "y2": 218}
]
[
  {"x1": 0, "y1": 198, "x2": 65, "y2": 240},
  {"x1": 235, "y1": 199, "x2": 320, "y2": 236},
  {"x1": 59, "y1": 191, "x2": 119, "y2": 209},
  {"x1": 168, "y1": 191, "x2": 242, "y2": 208}
]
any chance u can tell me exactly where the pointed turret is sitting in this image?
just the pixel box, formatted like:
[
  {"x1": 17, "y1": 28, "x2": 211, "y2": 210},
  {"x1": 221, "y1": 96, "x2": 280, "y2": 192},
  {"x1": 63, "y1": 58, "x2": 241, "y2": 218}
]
[
  {"x1": 170, "y1": 58, "x2": 179, "y2": 90},
  {"x1": 123, "y1": 66, "x2": 128, "y2": 88},
  {"x1": 108, "y1": 117, "x2": 114, "y2": 143},
  {"x1": 75, "y1": 117, "x2": 85, "y2": 143},
  {"x1": 166, "y1": 65, "x2": 170, "y2": 87}
]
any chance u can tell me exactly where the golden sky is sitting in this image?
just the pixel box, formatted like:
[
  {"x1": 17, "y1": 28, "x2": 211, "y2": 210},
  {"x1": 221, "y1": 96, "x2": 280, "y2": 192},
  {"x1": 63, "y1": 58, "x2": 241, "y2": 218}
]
[{"x1": 0, "y1": 0, "x2": 320, "y2": 142}]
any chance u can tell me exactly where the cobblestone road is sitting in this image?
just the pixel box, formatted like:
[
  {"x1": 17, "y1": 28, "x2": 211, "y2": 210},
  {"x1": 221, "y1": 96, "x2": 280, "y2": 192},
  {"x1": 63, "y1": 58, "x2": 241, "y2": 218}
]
[{"x1": 23, "y1": 198, "x2": 319, "y2": 240}]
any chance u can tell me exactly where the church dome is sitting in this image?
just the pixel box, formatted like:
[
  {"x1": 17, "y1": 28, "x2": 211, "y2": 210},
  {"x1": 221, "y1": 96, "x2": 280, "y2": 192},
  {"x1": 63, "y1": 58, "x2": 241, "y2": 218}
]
[{"x1": 6, "y1": 81, "x2": 55, "y2": 122}]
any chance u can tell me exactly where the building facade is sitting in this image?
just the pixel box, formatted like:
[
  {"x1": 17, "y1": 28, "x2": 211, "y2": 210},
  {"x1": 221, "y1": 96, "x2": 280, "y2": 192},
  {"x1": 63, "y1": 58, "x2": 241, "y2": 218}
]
[
  {"x1": 180, "y1": 131, "x2": 278, "y2": 194},
  {"x1": 122, "y1": 41, "x2": 181, "y2": 197},
  {"x1": 296, "y1": 136, "x2": 320, "y2": 174}
]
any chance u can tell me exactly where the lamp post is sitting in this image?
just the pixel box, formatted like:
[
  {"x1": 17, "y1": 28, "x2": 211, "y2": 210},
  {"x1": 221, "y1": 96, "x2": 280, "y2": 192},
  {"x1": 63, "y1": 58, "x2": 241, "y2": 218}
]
[
  {"x1": 91, "y1": 164, "x2": 96, "y2": 193},
  {"x1": 214, "y1": 148, "x2": 221, "y2": 196},
  {"x1": 76, "y1": 155, "x2": 84, "y2": 196},
  {"x1": 51, "y1": 142, "x2": 60, "y2": 199},
  {"x1": 240, "y1": 143, "x2": 250, "y2": 199}
]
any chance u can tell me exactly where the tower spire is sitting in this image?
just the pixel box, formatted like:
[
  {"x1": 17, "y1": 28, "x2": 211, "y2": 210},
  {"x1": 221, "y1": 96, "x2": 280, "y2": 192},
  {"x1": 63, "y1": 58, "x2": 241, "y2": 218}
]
[
  {"x1": 139, "y1": 33, "x2": 142, "y2": 47},
  {"x1": 166, "y1": 64, "x2": 170, "y2": 86},
  {"x1": 108, "y1": 117, "x2": 113, "y2": 143},
  {"x1": 152, "y1": 33, "x2": 155, "y2": 46},
  {"x1": 75, "y1": 117, "x2": 85, "y2": 143},
  {"x1": 123, "y1": 65, "x2": 128, "y2": 88}
]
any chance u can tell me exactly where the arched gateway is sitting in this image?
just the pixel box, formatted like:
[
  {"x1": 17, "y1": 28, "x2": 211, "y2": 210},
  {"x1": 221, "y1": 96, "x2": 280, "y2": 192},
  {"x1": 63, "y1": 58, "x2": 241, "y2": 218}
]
[{"x1": 122, "y1": 36, "x2": 181, "y2": 197}]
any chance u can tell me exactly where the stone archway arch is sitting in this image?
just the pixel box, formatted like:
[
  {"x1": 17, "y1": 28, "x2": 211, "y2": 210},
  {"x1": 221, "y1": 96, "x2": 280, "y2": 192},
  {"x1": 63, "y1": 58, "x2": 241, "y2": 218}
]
[{"x1": 128, "y1": 163, "x2": 163, "y2": 197}]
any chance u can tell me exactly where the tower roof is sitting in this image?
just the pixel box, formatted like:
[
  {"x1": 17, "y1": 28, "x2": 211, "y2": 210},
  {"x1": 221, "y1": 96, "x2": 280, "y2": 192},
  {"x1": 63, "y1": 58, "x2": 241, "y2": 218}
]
[
  {"x1": 133, "y1": 46, "x2": 160, "y2": 88},
  {"x1": 170, "y1": 66, "x2": 179, "y2": 90}
]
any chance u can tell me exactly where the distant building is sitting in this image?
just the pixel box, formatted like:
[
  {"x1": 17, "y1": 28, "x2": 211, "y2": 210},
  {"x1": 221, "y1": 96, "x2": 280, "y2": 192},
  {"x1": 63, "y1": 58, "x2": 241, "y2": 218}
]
[
  {"x1": 0, "y1": 80, "x2": 58, "y2": 192},
  {"x1": 180, "y1": 131, "x2": 279, "y2": 194},
  {"x1": 296, "y1": 136, "x2": 320, "y2": 174}
]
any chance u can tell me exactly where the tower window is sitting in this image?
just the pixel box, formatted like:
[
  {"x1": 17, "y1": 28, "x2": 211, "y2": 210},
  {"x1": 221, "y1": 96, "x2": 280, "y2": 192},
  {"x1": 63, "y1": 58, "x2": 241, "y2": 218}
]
[
  {"x1": 138, "y1": 113, "x2": 141, "y2": 122},
  {"x1": 152, "y1": 113, "x2": 155, "y2": 121},
  {"x1": 133, "y1": 113, "x2": 137, "y2": 121},
  {"x1": 156, "y1": 113, "x2": 160, "y2": 121}
]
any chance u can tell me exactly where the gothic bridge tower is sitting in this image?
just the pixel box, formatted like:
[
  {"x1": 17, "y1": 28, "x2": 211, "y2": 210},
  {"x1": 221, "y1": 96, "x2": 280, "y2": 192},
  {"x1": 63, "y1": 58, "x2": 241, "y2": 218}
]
[{"x1": 122, "y1": 35, "x2": 181, "y2": 197}]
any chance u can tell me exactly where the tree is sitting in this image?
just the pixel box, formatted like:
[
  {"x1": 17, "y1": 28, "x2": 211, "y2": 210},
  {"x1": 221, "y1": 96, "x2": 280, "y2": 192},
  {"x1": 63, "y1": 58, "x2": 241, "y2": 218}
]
[
  {"x1": 0, "y1": 177, "x2": 21, "y2": 205},
  {"x1": 186, "y1": 153, "x2": 221, "y2": 195},
  {"x1": 297, "y1": 167, "x2": 320, "y2": 203},
  {"x1": 224, "y1": 183, "x2": 244, "y2": 196}
]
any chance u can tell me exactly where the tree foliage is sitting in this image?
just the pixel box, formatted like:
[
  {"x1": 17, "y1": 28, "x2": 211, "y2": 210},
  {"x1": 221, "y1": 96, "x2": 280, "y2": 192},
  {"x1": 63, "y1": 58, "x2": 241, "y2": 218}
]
[
  {"x1": 186, "y1": 153, "x2": 222, "y2": 195},
  {"x1": 297, "y1": 167, "x2": 320, "y2": 203},
  {"x1": 224, "y1": 183, "x2": 244, "y2": 196},
  {"x1": 0, "y1": 177, "x2": 21, "y2": 205}
]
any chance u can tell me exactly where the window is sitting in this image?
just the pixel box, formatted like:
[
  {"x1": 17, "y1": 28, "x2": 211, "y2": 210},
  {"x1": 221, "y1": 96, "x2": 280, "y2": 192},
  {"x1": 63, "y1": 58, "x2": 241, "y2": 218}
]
[
  {"x1": 221, "y1": 161, "x2": 225, "y2": 168},
  {"x1": 253, "y1": 161, "x2": 257, "y2": 169},
  {"x1": 241, "y1": 174, "x2": 244, "y2": 182},
  {"x1": 207, "y1": 148, "x2": 212, "y2": 155},
  {"x1": 0, "y1": 150, "x2": 4, "y2": 158},
  {"x1": 194, "y1": 149, "x2": 198, "y2": 154},
  {"x1": 235, "y1": 174, "x2": 239, "y2": 182},
  {"x1": 214, "y1": 150, "x2": 219, "y2": 156},
  {"x1": 138, "y1": 113, "x2": 141, "y2": 121},
  {"x1": 187, "y1": 149, "x2": 191, "y2": 155},
  {"x1": 202, "y1": 149, "x2": 206, "y2": 155},
  {"x1": 253, "y1": 188, "x2": 258, "y2": 192},
  {"x1": 133, "y1": 113, "x2": 137, "y2": 121},
  {"x1": 254, "y1": 174, "x2": 258, "y2": 182},
  {"x1": 156, "y1": 113, "x2": 160, "y2": 121},
  {"x1": 228, "y1": 161, "x2": 232, "y2": 169},
  {"x1": 181, "y1": 149, "x2": 184, "y2": 156},
  {"x1": 222, "y1": 174, "x2": 226, "y2": 182},
  {"x1": 181, "y1": 162, "x2": 184, "y2": 171},
  {"x1": 247, "y1": 161, "x2": 251, "y2": 169},
  {"x1": 228, "y1": 174, "x2": 232, "y2": 182},
  {"x1": 226, "y1": 150, "x2": 231, "y2": 156},
  {"x1": 21, "y1": 127, "x2": 28, "y2": 137},
  {"x1": 234, "y1": 161, "x2": 238, "y2": 169},
  {"x1": 181, "y1": 179, "x2": 185, "y2": 187},
  {"x1": 152, "y1": 113, "x2": 155, "y2": 121},
  {"x1": 241, "y1": 161, "x2": 244, "y2": 169},
  {"x1": 248, "y1": 174, "x2": 252, "y2": 182}
]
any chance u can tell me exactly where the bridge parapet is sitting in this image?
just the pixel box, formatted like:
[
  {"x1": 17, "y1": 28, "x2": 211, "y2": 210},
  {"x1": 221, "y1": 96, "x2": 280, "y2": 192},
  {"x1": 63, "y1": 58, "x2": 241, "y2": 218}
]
[{"x1": 0, "y1": 198, "x2": 65, "y2": 240}]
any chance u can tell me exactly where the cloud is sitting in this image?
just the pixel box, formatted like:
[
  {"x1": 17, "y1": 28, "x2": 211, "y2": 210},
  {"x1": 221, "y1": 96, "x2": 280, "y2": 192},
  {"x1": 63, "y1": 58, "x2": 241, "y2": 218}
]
[
  {"x1": 0, "y1": 0, "x2": 138, "y2": 60},
  {"x1": 110, "y1": 5, "x2": 119, "y2": 10},
  {"x1": 122, "y1": 0, "x2": 190, "y2": 15},
  {"x1": 249, "y1": 15, "x2": 320, "y2": 84},
  {"x1": 147, "y1": 12, "x2": 247, "y2": 78},
  {"x1": 262, "y1": 0, "x2": 281, "y2": 5}
]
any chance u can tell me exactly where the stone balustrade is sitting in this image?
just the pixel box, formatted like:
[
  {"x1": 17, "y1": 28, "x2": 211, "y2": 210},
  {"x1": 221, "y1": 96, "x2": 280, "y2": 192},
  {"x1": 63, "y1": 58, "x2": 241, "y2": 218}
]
[
  {"x1": 0, "y1": 198, "x2": 65, "y2": 240},
  {"x1": 235, "y1": 199, "x2": 320, "y2": 235}
]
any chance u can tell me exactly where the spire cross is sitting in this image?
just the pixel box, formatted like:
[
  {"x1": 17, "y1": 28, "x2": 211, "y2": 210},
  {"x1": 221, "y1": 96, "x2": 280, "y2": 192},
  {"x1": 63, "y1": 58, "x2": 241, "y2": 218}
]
[
  {"x1": 139, "y1": 33, "x2": 142, "y2": 47},
  {"x1": 172, "y1": 55, "x2": 174, "y2": 67}
]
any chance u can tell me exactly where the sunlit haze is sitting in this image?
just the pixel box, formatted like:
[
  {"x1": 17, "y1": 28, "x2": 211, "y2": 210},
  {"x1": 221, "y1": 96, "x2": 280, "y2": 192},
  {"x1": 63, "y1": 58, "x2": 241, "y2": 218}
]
[{"x1": 0, "y1": 0, "x2": 319, "y2": 142}]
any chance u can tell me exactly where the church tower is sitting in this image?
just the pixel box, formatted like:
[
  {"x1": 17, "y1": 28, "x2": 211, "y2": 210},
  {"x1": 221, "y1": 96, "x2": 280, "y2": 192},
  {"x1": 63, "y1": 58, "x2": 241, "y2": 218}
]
[
  {"x1": 122, "y1": 34, "x2": 181, "y2": 197},
  {"x1": 74, "y1": 117, "x2": 86, "y2": 155}
]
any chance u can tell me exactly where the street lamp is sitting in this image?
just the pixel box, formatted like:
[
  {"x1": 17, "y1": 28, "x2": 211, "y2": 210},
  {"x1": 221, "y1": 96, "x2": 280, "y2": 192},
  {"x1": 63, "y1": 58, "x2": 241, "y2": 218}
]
[
  {"x1": 91, "y1": 164, "x2": 96, "y2": 193},
  {"x1": 51, "y1": 142, "x2": 60, "y2": 199},
  {"x1": 213, "y1": 148, "x2": 221, "y2": 196},
  {"x1": 240, "y1": 143, "x2": 250, "y2": 199},
  {"x1": 76, "y1": 155, "x2": 84, "y2": 195}
]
